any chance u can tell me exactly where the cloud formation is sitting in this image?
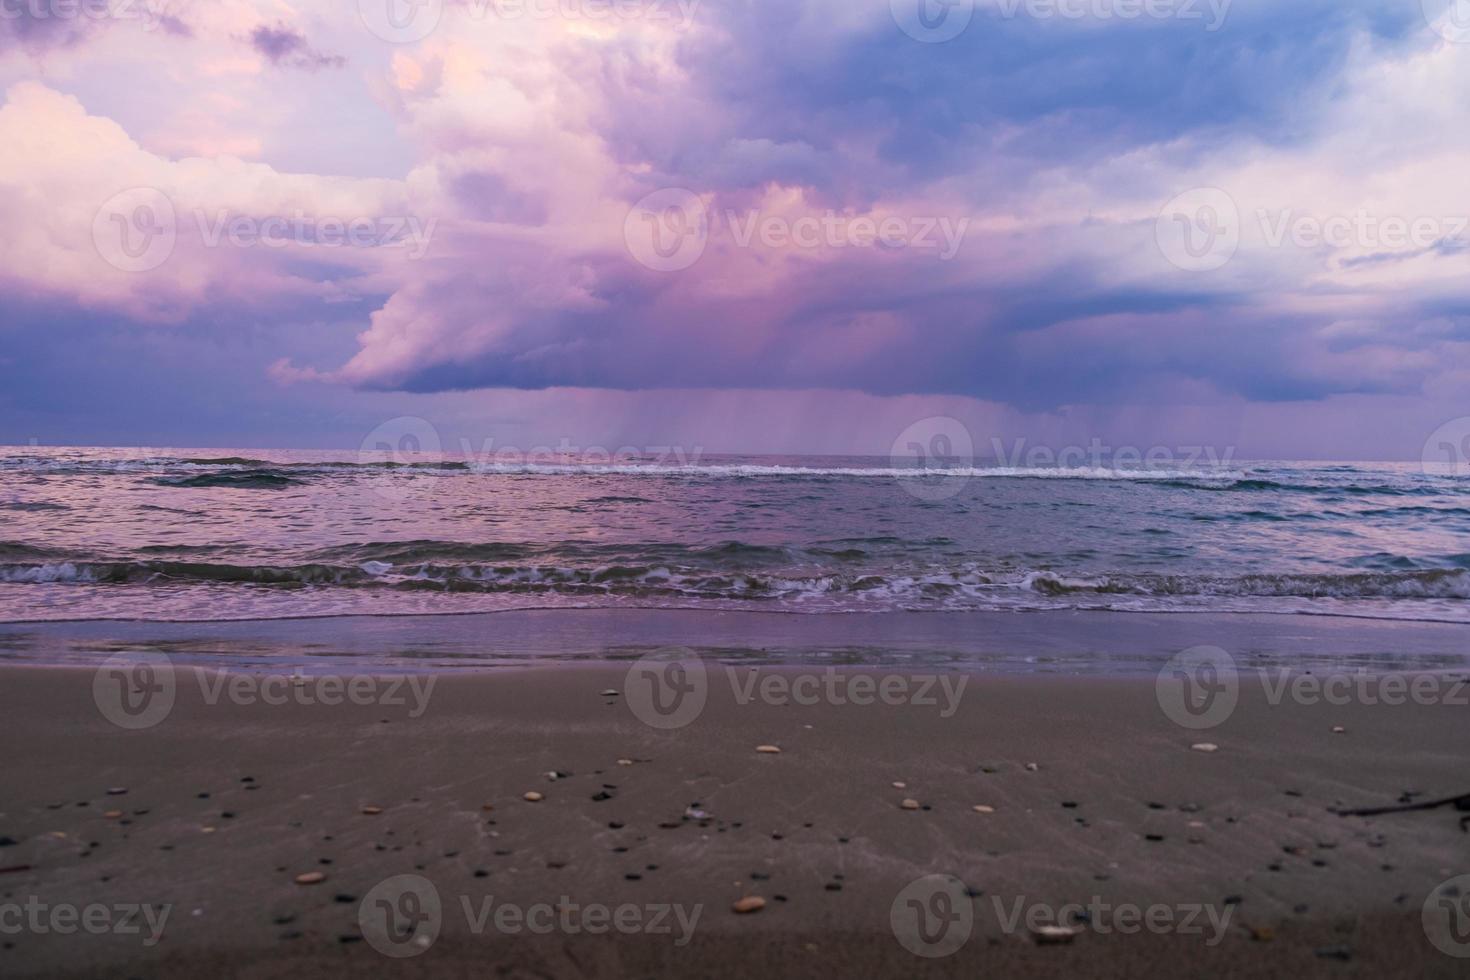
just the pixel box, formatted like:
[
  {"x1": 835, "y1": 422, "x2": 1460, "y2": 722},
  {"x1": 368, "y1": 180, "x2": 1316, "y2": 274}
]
[
  {"x1": 0, "y1": 0, "x2": 1467, "y2": 453},
  {"x1": 248, "y1": 22, "x2": 345, "y2": 71}
]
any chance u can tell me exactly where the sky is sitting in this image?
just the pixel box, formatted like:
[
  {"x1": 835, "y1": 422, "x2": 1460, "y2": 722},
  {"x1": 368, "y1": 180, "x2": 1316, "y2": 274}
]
[{"x1": 1, "y1": 0, "x2": 1468, "y2": 459}]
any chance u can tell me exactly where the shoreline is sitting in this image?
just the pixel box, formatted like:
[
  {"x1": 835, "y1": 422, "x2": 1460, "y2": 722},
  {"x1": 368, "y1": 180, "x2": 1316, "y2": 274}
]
[
  {"x1": 2, "y1": 607, "x2": 1468, "y2": 674},
  {"x1": 1, "y1": 663, "x2": 1467, "y2": 977}
]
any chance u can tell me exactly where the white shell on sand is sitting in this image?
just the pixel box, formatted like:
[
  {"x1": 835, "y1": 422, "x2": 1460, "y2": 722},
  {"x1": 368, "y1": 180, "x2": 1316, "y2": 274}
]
[
  {"x1": 1032, "y1": 925, "x2": 1080, "y2": 945},
  {"x1": 1190, "y1": 743, "x2": 1219, "y2": 753}
]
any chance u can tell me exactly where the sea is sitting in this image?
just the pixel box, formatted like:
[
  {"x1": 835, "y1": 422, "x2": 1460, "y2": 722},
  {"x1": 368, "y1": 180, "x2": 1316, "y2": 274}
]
[{"x1": 1, "y1": 447, "x2": 1466, "y2": 671}]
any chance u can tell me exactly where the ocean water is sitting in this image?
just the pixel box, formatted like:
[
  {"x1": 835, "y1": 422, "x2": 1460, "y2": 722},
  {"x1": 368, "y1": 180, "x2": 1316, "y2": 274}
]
[{"x1": 0, "y1": 447, "x2": 1467, "y2": 625}]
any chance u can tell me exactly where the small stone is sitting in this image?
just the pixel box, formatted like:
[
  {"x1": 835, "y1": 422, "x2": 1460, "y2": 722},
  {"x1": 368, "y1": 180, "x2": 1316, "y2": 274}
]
[
  {"x1": 106, "y1": 787, "x2": 127, "y2": 796},
  {"x1": 294, "y1": 872, "x2": 326, "y2": 885},
  {"x1": 1024, "y1": 763, "x2": 1039, "y2": 772},
  {"x1": 1250, "y1": 926, "x2": 1275, "y2": 942},
  {"x1": 756, "y1": 745, "x2": 782, "y2": 754},
  {"x1": 616, "y1": 759, "x2": 634, "y2": 766},
  {"x1": 892, "y1": 782, "x2": 906, "y2": 789},
  {"x1": 900, "y1": 799, "x2": 921, "y2": 811},
  {"x1": 600, "y1": 690, "x2": 619, "y2": 696},
  {"x1": 973, "y1": 805, "x2": 995, "y2": 814},
  {"x1": 360, "y1": 806, "x2": 383, "y2": 815},
  {"x1": 732, "y1": 896, "x2": 766, "y2": 914},
  {"x1": 481, "y1": 804, "x2": 495, "y2": 812},
  {"x1": 1331, "y1": 726, "x2": 1345, "y2": 734},
  {"x1": 103, "y1": 810, "x2": 123, "y2": 819},
  {"x1": 1032, "y1": 925, "x2": 1079, "y2": 945},
  {"x1": 523, "y1": 792, "x2": 544, "y2": 803},
  {"x1": 1191, "y1": 743, "x2": 1219, "y2": 753}
]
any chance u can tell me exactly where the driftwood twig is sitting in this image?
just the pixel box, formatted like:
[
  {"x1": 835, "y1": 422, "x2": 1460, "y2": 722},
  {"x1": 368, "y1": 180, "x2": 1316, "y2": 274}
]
[{"x1": 1336, "y1": 792, "x2": 1470, "y2": 831}]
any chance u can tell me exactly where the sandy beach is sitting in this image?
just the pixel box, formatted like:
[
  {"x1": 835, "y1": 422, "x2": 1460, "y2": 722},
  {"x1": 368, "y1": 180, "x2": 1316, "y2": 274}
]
[{"x1": 2, "y1": 658, "x2": 1467, "y2": 978}]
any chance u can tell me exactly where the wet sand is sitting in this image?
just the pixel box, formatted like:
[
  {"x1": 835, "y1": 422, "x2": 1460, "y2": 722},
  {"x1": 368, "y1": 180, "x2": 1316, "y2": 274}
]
[{"x1": 0, "y1": 663, "x2": 1468, "y2": 977}]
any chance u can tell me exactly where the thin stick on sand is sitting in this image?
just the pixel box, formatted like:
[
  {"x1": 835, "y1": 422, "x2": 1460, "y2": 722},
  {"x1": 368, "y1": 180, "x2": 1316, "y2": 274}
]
[{"x1": 1336, "y1": 792, "x2": 1470, "y2": 831}]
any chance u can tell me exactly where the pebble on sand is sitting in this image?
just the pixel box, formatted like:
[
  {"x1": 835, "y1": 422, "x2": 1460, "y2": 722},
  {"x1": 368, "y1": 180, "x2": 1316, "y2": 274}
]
[
  {"x1": 523, "y1": 792, "x2": 545, "y2": 802},
  {"x1": 756, "y1": 745, "x2": 782, "y2": 754},
  {"x1": 1024, "y1": 763, "x2": 1039, "y2": 772},
  {"x1": 1032, "y1": 925, "x2": 1080, "y2": 945},
  {"x1": 1331, "y1": 726, "x2": 1346, "y2": 734},
  {"x1": 892, "y1": 782, "x2": 907, "y2": 789},
  {"x1": 900, "y1": 799, "x2": 921, "y2": 810},
  {"x1": 1190, "y1": 743, "x2": 1219, "y2": 753},
  {"x1": 600, "y1": 690, "x2": 619, "y2": 697},
  {"x1": 972, "y1": 805, "x2": 995, "y2": 814},
  {"x1": 103, "y1": 810, "x2": 123, "y2": 819},
  {"x1": 732, "y1": 896, "x2": 766, "y2": 914},
  {"x1": 616, "y1": 759, "x2": 635, "y2": 766},
  {"x1": 294, "y1": 872, "x2": 326, "y2": 885},
  {"x1": 360, "y1": 806, "x2": 384, "y2": 816}
]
